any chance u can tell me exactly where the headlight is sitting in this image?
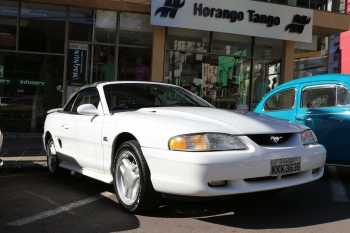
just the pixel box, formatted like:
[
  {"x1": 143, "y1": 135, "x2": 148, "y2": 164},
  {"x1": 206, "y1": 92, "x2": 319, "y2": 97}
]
[
  {"x1": 301, "y1": 130, "x2": 318, "y2": 145},
  {"x1": 169, "y1": 133, "x2": 247, "y2": 151}
]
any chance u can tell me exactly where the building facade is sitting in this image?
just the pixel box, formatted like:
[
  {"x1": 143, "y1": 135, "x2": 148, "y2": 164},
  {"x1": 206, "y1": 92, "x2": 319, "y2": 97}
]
[
  {"x1": 340, "y1": 3, "x2": 350, "y2": 73},
  {"x1": 0, "y1": 0, "x2": 349, "y2": 133}
]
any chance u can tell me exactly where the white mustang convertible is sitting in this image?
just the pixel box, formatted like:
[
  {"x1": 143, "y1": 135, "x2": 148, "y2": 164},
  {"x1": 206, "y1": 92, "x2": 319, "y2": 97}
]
[{"x1": 43, "y1": 81, "x2": 326, "y2": 213}]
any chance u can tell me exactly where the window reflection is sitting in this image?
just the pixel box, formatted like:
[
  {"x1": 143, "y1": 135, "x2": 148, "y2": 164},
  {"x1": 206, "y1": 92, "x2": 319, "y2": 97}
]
[
  {"x1": 94, "y1": 10, "x2": 116, "y2": 43},
  {"x1": 165, "y1": 51, "x2": 252, "y2": 110},
  {"x1": 92, "y1": 45, "x2": 116, "y2": 83},
  {"x1": 212, "y1": 32, "x2": 252, "y2": 57},
  {"x1": 0, "y1": 0, "x2": 18, "y2": 50},
  {"x1": 19, "y1": 2, "x2": 66, "y2": 53},
  {"x1": 165, "y1": 28, "x2": 254, "y2": 111},
  {"x1": 167, "y1": 28, "x2": 210, "y2": 52},
  {"x1": 0, "y1": 52, "x2": 63, "y2": 133},
  {"x1": 264, "y1": 88, "x2": 295, "y2": 111},
  {"x1": 118, "y1": 13, "x2": 153, "y2": 81},
  {"x1": 294, "y1": 35, "x2": 328, "y2": 77},
  {"x1": 69, "y1": 7, "x2": 94, "y2": 42},
  {"x1": 209, "y1": 56, "x2": 251, "y2": 111}
]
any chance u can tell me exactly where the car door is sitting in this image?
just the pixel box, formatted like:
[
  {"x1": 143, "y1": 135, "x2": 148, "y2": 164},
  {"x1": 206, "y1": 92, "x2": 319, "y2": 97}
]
[
  {"x1": 297, "y1": 83, "x2": 350, "y2": 162},
  {"x1": 67, "y1": 88, "x2": 104, "y2": 173},
  {"x1": 56, "y1": 93, "x2": 81, "y2": 166},
  {"x1": 254, "y1": 84, "x2": 299, "y2": 122}
]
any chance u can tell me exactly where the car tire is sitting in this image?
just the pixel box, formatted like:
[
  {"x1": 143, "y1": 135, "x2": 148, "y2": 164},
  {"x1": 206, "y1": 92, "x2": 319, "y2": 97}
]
[
  {"x1": 113, "y1": 140, "x2": 161, "y2": 213},
  {"x1": 47, "y1": 138, "x2": 69, "y2": 178}
]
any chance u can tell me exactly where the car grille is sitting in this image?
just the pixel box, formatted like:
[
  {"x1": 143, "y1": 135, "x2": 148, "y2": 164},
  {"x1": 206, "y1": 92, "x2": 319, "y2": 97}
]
[
  {"x1": 244, "y1": 172, "x2": 300, "y2": 182},
  {"x1": 246, "y1": 133, "x2": 292, "y2": 146}
]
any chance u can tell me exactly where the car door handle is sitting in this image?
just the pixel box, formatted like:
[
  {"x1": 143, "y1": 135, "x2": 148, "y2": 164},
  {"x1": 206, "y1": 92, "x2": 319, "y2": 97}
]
[
  {"x1": 62, "y1": 124, "x2": 69, "y2": 129},
  {"x1": 296, "y1": 116, "x2": 306, "y2": 121}
]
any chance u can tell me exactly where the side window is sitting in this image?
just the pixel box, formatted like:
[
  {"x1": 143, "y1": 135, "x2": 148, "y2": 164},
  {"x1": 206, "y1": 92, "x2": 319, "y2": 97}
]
[
  {"x1": 264, "y1": 89, "x2": 295, "y2": 111},
  {"x1": 302, "y1": 86, "x2": 336, "y2": 109},
  {"x1": 63, "y1": 93, "x2": 79, "y2": 113},
  {"x1": 63, "y1": 88, "x2": 100, "y2": 113},
  {"x1": 337, "y1": 85, "x2": 350, "y2": 106}
]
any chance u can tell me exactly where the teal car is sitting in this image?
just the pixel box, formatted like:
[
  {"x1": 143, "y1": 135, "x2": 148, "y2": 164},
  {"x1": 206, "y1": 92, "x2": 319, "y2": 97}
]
[{"x1": 254, "y1": 74, "x2": 350, "y2": 166}]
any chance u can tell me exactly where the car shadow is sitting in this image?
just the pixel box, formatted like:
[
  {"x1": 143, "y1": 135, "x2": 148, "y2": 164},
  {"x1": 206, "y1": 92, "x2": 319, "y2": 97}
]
[
  {"x1": 48, "y1": 172, "x2": 141, "y2": 232},
  {"x1": 11, "y1": 164, "x2": 348, "y2": 231},
  {"x1": 0, "y1": 170, "x2": 140, "y2": 232},
  {"x1": 146, "y1": 169, "x2": 350, "y2": 230}
]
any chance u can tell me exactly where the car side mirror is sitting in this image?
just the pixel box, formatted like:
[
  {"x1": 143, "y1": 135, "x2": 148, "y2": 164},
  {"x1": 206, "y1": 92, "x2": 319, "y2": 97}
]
[{"x1": 77, "y1": 104, "x2": 100, "y2": 116}]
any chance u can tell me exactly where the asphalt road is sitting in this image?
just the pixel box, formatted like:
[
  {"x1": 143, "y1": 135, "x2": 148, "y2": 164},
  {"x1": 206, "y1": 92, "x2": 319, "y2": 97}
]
[{"x1": 0, "y1": 166, "x2": 349, "y2": 233}]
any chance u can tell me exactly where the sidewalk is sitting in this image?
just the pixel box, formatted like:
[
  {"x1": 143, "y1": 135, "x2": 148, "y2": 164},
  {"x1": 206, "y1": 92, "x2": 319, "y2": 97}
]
[{"x1": 0, "y1": 133, "x2": 47, "y2": 171}]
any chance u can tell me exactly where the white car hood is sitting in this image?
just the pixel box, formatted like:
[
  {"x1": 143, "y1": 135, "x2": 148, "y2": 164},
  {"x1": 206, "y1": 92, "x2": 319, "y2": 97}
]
[{"x1": 137, "y1": 107, "x2": 308, "y2": 135}]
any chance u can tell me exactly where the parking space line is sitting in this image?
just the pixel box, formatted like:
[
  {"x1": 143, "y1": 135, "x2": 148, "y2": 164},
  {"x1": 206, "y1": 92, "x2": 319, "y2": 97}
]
[
  {"x1": 327, "y1": 166, "x2": 349, "y2": 203},
  {"x1": 24, "y1": 190, "x2": 76, "y2": 215},
  {"x1": 7, "y1": 191, "x2": 114, "y2": 227}
]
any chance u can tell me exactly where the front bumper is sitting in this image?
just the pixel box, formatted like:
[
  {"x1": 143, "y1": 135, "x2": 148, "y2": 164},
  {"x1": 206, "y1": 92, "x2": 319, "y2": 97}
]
[{"x1": 143, "y1": 137, "x2": 326, "y2": 197}]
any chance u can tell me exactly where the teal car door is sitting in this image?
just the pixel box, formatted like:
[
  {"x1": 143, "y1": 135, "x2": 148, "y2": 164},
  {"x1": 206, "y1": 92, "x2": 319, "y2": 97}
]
[
  {"x1": 254, "y1": 85, "x2": 298, "y2": 122},
  {"x1": 297, "y1": 83, "x2": 350, "y2": 162}
]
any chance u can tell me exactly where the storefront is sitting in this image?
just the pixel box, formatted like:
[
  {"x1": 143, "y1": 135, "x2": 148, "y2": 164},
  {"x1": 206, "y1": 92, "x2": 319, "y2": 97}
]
[
  {"x1": 0, "y1": 0, "x2": 349, "y2": 133},
  {"x1": 153, "y1": 0, "x2": 315, "y2": 111}
]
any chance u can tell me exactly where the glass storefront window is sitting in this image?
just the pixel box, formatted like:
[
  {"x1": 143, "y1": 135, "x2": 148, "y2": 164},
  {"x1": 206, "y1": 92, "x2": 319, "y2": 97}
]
[
  {"x1": 209, "y1": 56, "x2": 252, "y2": 110},
  {"x1": 0, "y1": 52, "x2": 64, "y2": 133},
  {"x1": 255, "y1": 37, "x2": 282, "y2": 61},
  {"x1": 252, "y1": 37, "x2": 282, "y2": 108},
  {"x1": 294, "y1": 35, "x2": 328, "y2": 78},
  {"x1": 164, "y1": 51, "x2": 202, "y2": 91},
  {"x1": 164, "y1": 51, "x2": 252, "y2": 110},
  {"x1": 315, "y1": 0, "x2": 346, "y2": 12},
  {"x1": 0, "y1": 0, "x2": 18, "y2": 50},
  {"x1": 92, "y1": 45, "x2": 116, "y2": 83},
  {"x1": 165, "y1": 28, "x2": 254, "y2": 110},
  {"x1": 118, "y1": 13, "x2": 153, "y2": 81},
  {"x1": 167, "y1": 28, "x2": 210, "y2": 52},
  {"x1": 251, "y1": 62, "x2": 281, "y2": 108},
  {"x1": 212, "y1": 33, "x2": 253, "y2": 57},
  {"x1": 253, "y1": 0, "x2": 348, "y2": 12},
  {"x1": 69, "y1": 7, "x2": 93, "y2": 42},
  {"x1": 19, "y1": 2, "x2": 66, "y2": 53},
  {"x1": 94, "y1": 10, "x2": 116, "y2": 44}
]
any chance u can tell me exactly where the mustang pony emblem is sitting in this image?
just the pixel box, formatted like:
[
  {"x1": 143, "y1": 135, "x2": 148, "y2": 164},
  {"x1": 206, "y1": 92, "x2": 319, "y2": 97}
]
[{"x1": 270, "y1": 136, "x2": 283, "y2": 144}]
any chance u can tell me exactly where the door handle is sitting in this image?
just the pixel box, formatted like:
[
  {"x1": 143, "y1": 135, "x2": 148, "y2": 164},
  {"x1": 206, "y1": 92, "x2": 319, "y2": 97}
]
[
  {"x1": 62, "y1": 124, "x2": 69, "y2": 129},
  {"x1": 296, "y1": 116, "x2": 306, "y2": 121}
]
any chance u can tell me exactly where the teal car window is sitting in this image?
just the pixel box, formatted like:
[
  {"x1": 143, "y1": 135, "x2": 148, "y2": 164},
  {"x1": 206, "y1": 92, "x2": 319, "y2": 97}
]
[
  {"x1": 337, "y1": 85, "x2": 350, "y2": 106},
  {"x1": 302, "y1": 86, "x2": 336, "y2": 109},
  {"x1": 264, "y1": 88, "x2": 295, "y2": 111}
]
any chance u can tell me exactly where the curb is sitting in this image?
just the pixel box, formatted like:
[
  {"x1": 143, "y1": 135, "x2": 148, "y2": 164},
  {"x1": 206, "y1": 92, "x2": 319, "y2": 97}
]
[
  {"x1": 3, "y1": 133, "x2": 42, "y2": 139},
  {"x1": 0, "y1": 156, "x2": 47, "y2": 173},
  {"x1": 0, "y1": 162, "x2": 47, "y2": 173}
]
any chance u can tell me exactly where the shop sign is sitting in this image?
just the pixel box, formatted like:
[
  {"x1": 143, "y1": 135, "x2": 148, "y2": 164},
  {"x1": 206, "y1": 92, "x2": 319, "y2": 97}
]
[
  {"x1": 67, "y1": 43, "x2": 88, "y2": 86},
  {"x1": 0, "y1": 78, "x2": 13, "y2": 85},
  {"x1": 17, "y1": 79, "x2": 48, "y2": 87},
  {"x1": 151, "y1": 0, "x2": 313, "y2": 43}
]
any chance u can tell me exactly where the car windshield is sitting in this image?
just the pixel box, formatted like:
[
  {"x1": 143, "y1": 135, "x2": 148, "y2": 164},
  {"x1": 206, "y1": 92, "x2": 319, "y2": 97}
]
[{"x1": 104, "y1": 83, "x2": 213, "y2": 111}]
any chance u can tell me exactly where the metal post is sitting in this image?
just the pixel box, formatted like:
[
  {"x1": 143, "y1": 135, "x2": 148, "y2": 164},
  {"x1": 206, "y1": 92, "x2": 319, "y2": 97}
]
[{"x1": 62, "y1": 6, "x2": 70, "y2": 105}]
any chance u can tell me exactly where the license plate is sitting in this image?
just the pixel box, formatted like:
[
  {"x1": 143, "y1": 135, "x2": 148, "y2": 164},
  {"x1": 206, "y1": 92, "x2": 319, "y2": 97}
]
[{"x1": 270, "y1": 157, "x2": 301, "y2": 176}]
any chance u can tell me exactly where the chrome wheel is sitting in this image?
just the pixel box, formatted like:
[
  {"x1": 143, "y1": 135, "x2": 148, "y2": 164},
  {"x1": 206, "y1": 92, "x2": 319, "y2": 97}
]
[
  {"x1": 116, "y1": 150, "x2": 140, "y2": 205},
  {"x1": 47, "y1": 139, "x2": 57, "y2": 173}
]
